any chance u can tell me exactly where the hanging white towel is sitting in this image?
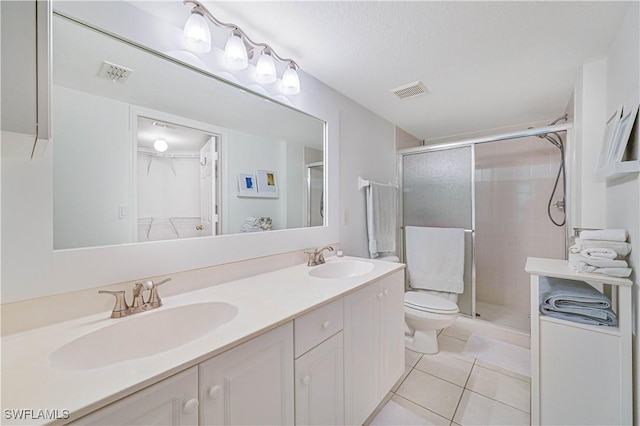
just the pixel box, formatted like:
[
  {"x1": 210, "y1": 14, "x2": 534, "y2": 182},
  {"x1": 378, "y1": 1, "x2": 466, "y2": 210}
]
[
  {"x1": 405, "y1": 226, "x2": 465, "y2": 293},
  {"x1": 366, "y1": 182, "x2": 397, "y2": 258}
]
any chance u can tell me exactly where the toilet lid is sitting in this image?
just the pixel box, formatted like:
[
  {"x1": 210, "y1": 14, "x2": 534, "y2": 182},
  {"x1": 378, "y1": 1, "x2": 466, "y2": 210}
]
[{"x1": 405, "y1": 292, "x2": 459, "y2": 313}]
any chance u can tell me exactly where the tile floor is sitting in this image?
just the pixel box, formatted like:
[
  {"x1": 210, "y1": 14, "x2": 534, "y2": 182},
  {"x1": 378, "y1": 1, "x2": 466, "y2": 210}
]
[{"x1": 369, "y1": 326, "x2": 530, "y2": 426}]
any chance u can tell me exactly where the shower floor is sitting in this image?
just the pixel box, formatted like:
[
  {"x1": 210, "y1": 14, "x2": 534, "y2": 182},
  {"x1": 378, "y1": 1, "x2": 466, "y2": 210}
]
[{"x1": 475, "y1": 300, "x2": 530, "y2": 332}]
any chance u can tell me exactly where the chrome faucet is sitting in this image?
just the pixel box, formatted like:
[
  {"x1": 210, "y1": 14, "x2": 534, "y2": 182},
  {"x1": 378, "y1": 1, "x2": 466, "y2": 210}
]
[
  {"x1": 99, "y1": 278, "x2": 171, "y2": 318},
  {"x1": 305, "y1": 246, "x2": 335, "y2": 266}
]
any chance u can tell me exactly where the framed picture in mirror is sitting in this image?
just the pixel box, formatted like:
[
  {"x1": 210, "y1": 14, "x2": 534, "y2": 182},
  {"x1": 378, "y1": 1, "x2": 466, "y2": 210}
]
[
  {"x1": 238, "y1": 173, "x2": 258, "y2": 196},
  {"x1": 257, "y1": 169, "x2": 279, "y2": 198}
]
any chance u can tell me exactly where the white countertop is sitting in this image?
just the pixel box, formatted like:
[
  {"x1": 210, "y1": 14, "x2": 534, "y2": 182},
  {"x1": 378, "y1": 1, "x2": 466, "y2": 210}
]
[{"x1": 1, "y1": 257, "x2": 404, "y2": 425}]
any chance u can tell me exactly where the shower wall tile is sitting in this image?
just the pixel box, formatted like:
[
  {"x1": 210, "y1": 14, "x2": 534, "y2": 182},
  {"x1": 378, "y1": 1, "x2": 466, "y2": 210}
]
[{"x1": 475, "y1": 137, "x2": 565, "y2": 315}]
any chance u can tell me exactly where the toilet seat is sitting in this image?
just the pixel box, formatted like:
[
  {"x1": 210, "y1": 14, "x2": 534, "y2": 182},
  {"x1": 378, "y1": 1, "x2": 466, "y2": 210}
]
[{"x1": 404, "y1": 291, "x2": 459, "y2": 314}]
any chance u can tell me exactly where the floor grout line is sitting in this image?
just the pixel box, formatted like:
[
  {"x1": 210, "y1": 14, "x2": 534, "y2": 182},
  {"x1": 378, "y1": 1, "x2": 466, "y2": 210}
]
[{"x1": 464, "y1": 388, "x2": 531, "y2": 414}]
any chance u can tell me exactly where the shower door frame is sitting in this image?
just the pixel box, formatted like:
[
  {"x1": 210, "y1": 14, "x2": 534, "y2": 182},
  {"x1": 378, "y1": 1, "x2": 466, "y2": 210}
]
[{"x1": 397, "y1": 122, "x2": 574, "y2": 321}]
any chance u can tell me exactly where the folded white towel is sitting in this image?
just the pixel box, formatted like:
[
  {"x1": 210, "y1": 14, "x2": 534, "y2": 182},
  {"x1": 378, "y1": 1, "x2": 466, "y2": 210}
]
[
  {"x1": 579, "y1": 229, "x2": 628, "y2": 242},
  {"x1": 569, "y1": 263, "x2": 632, "y2": 278},
  {"x1": 575, "y1": 238, "x2": 632, "y2": 257},
  {"x1": 580, "y1": 248, "x2": 618, "y2": 260},
  {"x1": 569, "y1": 253, "x2": 628, "y2": 269}
]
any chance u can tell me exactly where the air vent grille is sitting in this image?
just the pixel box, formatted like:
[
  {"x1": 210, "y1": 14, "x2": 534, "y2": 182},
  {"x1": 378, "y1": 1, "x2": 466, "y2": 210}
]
[
  {"x1": 390, "y1": 81, "x2": 427, "y2": 100},
  {"x1": 98, "y1": 61, "x2": 133, "y2": 83}
]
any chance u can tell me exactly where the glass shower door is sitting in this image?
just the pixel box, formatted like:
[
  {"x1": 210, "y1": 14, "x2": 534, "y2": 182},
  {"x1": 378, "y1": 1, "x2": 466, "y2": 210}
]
[{"x1": 402, "y1": 146, "x2": 474, "y2": 316}]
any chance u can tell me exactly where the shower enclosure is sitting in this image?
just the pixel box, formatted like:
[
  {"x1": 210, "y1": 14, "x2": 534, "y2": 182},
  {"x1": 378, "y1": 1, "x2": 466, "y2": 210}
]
[{"x1": 399, "y1": 124, "x2": 571, "y2": 333}]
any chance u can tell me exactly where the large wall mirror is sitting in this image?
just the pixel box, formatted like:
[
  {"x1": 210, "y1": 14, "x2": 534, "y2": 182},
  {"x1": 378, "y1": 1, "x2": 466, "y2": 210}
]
[{"x1": 52, "y1": 10, "x2": 326, "y2": 251}]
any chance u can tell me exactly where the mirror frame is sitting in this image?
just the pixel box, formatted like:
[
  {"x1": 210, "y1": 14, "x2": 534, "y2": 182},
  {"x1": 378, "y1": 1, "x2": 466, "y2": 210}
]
[{"x1": 2, "y1": 1, "x2": 338, "y2": 303}]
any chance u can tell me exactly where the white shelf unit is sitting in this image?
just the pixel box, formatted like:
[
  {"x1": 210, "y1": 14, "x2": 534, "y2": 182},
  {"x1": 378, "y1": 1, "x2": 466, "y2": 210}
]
[
  {"x1": 599, "y1": 160, "x2": 640, "y2": 182},
  {"x1": 526, "y1": 257, "x2": 632, "y2": 426}
]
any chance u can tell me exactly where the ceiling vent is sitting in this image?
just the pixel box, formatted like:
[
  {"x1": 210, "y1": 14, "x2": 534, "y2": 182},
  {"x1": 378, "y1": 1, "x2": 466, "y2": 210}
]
[
  {"x1": 390, "y1": 81, "x2": 427, "y2": 100},
  {"x1": 98, "y1": 61, "x2": 133, "y2": 83}
]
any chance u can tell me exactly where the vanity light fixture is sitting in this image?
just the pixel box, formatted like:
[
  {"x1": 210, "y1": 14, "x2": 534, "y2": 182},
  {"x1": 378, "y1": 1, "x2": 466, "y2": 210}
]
[
  {"x1": 183, "y1": 7, "x2": 211, "y2": 53},
  {"x1": 183, "y1": 0, "x2": 301, "y2": 94},
  {"x1": 153, "y1": 139, "x2": 168, "y2": 153}
]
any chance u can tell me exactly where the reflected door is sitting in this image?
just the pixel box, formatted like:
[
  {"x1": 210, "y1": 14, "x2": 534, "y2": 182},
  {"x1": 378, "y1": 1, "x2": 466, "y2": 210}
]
[{"x1": 402, "y1": 146, "x2": 474, "y2": 316}]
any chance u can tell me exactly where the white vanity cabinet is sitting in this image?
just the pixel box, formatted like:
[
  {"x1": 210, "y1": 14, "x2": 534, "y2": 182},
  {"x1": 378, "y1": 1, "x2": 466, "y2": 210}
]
[
  {"x1": 73, "y1": 367, "x2": 199, "y2": 425},
  {"x1": 343, "y1": 271, "x2": 404, "y2": 425},
  {"x1": 198, "y1": 322, "x2": 294, "y2": 425},
  {"x1": 294, "y1": 299, "x2": 345, "y2": 425}
]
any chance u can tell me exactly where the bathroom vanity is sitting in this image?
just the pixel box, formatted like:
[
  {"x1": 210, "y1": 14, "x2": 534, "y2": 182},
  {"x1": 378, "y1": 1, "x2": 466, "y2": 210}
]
[
  {"x1": 526, "y1": 257, "x2": 632, "y2": 426},
  {"x1": 1, "y1": 257, "x2": 405, "y2": 425}
]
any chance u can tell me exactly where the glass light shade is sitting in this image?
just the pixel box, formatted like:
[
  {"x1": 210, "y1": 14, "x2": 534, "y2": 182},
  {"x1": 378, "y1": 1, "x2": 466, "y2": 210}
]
[
  {"x1": 153, "y1": 139, "x2": 168, "y2": 153},
  {"x1": 282, "y1": 66, "x2": 300, "y2": 95},
  {"x1": 255, "y1": 51, "x2": 277, "y2": 84},
  {"x1": 183, "y1": 11, "x2": 211, "y2": 53},
  {"x1": 224, "y1": 33, "x2": 248, "y2": 70}
]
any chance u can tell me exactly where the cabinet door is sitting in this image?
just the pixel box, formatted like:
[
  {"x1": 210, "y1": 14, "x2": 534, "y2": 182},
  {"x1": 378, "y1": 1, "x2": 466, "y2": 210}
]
[
  {"x1": 73, "y1": 367, "x2": 198, "y2": 425},
  {"x1": 295, "y1": 331, "x2": 344, "y2": 425},
  {"x1": 343, "y1": 282, "x2": 380, "y2": 425},
  {"x1": 199, "y1": 323, "x2": 294, "y2": 425},
  {"x1": 379, "y1": 272, "x2": 405, "y2": 393}
]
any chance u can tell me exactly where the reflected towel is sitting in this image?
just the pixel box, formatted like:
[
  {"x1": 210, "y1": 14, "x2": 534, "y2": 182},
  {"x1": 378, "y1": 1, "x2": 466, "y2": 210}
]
[
  {"x1": 579, "y1": 229, "x2": 628, "y2": 242},
  {"x1": 405, "y1": 226, "x2": 465, "y2": 293},
  {"x1": 539, "y1": 276, "x2": 617, "y2": 326},
  {"x1": 366, "y1": 183, "x2": 397, "y2": 258}
]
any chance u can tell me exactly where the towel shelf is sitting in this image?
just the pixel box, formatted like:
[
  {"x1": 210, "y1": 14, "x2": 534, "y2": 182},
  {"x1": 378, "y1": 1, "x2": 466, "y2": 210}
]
[{"x1": 525, "y1": 257, "x2": 631, "y2": 426}]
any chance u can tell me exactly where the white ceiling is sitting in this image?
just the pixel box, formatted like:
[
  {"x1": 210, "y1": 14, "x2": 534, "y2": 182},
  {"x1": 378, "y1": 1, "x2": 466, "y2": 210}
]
[{"x1": 133, "y1": 1, "x2": 631, "y2": 141}]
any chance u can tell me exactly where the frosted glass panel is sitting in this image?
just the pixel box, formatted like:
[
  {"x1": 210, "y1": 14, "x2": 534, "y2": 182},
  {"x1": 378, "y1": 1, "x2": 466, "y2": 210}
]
[{"x1": 403, "y1": 147, "x2": 472, "y2": 229}]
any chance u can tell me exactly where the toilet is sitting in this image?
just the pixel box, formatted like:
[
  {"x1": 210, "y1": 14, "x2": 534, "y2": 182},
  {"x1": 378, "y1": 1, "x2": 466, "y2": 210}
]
[
  {"x1": 402, "y1": 225, "x2": 466, "y2": 354},
  {"x1": 375, "y1": 253, "x2": 460, "y2": 354},
  {"x1": 404, "y1": 290, "x2": 459, "y2": 354}
]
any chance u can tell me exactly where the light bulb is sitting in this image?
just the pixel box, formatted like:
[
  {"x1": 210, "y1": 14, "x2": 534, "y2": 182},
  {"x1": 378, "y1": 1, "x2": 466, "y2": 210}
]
[
  {"x1": 153, "y1": 139, "x2": 168, "y2": 153},
  {"x1": 282, "y1": 64, "x2": 300, "y2": 95},
  {"x1": 256, "y1": 50, "x2": 277, "y2": 84},
  {"x1": 224, "y1": 31, "x2": 248, "y2": 70},
  {"x1": 183, "y1": 10, "x2": 211, "y2": 53}
]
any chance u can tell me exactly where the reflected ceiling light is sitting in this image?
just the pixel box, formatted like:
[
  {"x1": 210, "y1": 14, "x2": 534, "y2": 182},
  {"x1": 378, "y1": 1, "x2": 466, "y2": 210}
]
[
  {"x1": 183, "y1": 8, "x2": 211, "y2": 53},
  {"x1": 224, "y1": 30, "x2": 249, "y2": 70},
  {"x1": 255, "y1": 49, "x2": 277, "y2": 84},
  {"x1": 153, "y1": 139, "x2": 168, "y2": 153},
  {"x1": 282, "y1": 63, "x2": 300, "y2": 95},
  {"x1": 183, "y1": 0, "x2": 301, "y2": 93}
]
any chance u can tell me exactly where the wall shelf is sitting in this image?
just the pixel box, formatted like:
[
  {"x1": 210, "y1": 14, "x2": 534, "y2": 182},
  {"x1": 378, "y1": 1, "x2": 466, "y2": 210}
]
[{"x1": 598, "y1": 160, "x2": 640, "y2": 183}]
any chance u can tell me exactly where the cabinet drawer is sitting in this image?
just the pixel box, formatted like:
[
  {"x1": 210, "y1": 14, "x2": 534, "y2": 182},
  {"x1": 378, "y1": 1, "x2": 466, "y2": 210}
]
[{"x1": 295, "y1": 298, "x2": 343, "y2": 357}]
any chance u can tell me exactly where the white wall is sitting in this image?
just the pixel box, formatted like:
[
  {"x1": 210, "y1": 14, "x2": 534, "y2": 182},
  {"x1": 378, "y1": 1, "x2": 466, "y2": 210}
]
[
  {"x1": 53, "y1": 86, "x2": 133, "y2": 250},
  {"x1": 573, "y1": 60, "x2": 608, "y2": 228},
  {"x1": 601, "y1": 1, "x2": 640, "y2": 420},
  {"x1": 223, "y1": 132, "x2": 286, "y2": 234}
]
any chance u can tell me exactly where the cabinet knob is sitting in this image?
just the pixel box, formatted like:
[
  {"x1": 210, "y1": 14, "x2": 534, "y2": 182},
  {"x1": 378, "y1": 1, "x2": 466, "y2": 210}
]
[
  {"x1": 377, "y1": 292, "x2": 383, "y2": 299},
  {"x1": 384, "y1": 289, "x2": 389, "y2": 296},
  {"x1": 301, "y1": 376, "x2": 311, "y2": 386},
  {"x1": 208, "y1": 385, "x2": 222, "y2": 399},
  {"x1": 183, "y1": 398, "x2": 199, "y2": 414},
  {"x1": 321, "y1": 320, "x2": 330, "y2": 329}
]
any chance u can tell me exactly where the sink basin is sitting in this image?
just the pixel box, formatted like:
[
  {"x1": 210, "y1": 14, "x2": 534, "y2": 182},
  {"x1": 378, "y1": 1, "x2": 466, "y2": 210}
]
[
  {"x1": 309, "y1": 261, "x2": 374, "y2": 279},
  {"x1": 50, "y1": 302, "x2": 238, "y2": 370}
]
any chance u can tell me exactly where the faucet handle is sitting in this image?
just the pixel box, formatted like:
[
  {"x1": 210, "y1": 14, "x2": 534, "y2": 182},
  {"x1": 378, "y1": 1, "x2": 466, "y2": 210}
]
[
  {"x1": 147, "y1": 278, "x2": 171, "y2": 309},
  {"x1": 98, "y1": 290, "x2": 130, "y2": 318}
]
